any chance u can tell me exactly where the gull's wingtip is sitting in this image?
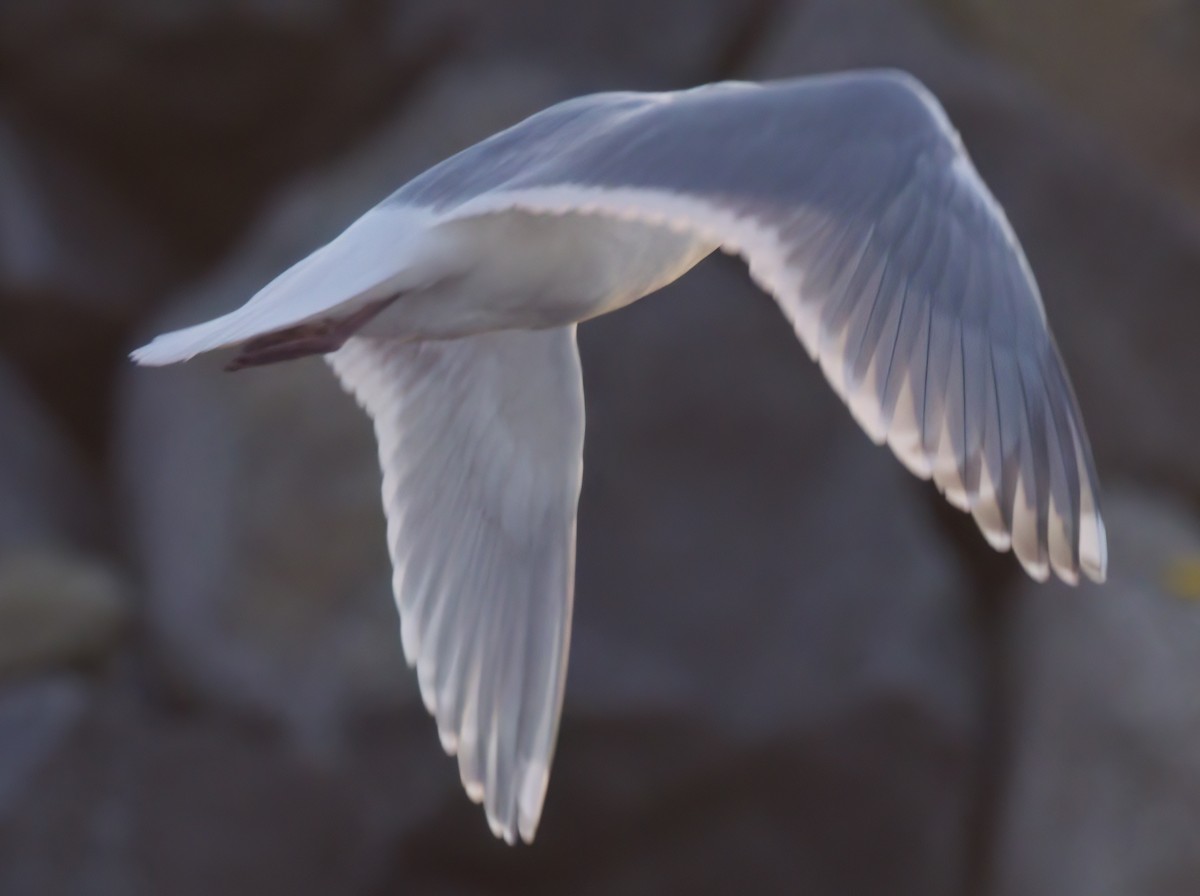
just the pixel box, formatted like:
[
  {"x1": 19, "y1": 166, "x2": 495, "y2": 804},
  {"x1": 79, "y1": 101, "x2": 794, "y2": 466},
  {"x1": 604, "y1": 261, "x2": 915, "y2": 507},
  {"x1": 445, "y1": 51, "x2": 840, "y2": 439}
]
[
  {"x1": 1083, "y1": 515, "x2": 1109, "y2": 585},
  {"x1": 128, "y1": 312, "x2": 251, "y2": 367},
  {"x1": 129, "y1": 335, "x2": 191, "y2": 367}
]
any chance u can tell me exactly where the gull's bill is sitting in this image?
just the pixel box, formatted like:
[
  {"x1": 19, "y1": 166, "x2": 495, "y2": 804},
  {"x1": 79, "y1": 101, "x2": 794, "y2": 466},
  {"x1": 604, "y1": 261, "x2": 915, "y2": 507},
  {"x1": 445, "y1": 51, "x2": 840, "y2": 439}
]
[{"x1": 132, "y1": 69, "x2": 1107, "y2": 843}]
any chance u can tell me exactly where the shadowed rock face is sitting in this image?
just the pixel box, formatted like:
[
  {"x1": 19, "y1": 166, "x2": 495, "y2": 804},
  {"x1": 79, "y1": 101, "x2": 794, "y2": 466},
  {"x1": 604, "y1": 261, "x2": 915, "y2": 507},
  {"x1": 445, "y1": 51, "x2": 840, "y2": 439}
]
[{"x1": 0, "y1": 0, "x2": 1198, "y2": 893}]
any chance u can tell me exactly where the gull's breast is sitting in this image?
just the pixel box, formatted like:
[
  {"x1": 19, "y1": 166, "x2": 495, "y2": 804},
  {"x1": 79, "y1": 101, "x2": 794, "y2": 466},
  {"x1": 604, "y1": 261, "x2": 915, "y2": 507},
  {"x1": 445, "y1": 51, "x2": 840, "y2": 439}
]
[{"x1": 362, "y1": 209, "x2": 717, "y2": 341}]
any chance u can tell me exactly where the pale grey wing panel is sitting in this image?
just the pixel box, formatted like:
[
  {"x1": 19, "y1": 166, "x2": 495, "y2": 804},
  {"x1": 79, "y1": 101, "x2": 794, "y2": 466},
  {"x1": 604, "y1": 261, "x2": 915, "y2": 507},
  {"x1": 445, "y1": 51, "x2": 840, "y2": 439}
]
[
  {"x1": 425, "y1": 70, "x2": 1104, "y2": 583},
  {"x1": 327, "y1": 326, "x2": 585, "y2": 843},
  {"x1": 778, "y1": 148, "x2": 1106, "y2": 585}
]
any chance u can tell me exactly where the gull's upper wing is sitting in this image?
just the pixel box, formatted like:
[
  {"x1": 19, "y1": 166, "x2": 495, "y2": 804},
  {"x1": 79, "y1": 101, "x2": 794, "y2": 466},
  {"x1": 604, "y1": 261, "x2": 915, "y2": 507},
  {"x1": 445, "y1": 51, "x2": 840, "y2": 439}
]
[
  {"x1": 327, "y1": 326, "x2": 584, "y2": 844},
  {"x1": 401, "y1": 68, "x2": 1105, "y2": 583}
]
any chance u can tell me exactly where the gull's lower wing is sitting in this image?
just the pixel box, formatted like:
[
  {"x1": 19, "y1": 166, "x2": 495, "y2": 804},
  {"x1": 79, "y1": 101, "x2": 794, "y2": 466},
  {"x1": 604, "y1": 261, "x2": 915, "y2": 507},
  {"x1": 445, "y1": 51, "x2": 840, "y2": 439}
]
[
  {"x1": 328, "y1": 326, "x2": 584, "y2": 843},
  {"x1": 415, "y1": 69, "x2": 1105, "y2": 583}
]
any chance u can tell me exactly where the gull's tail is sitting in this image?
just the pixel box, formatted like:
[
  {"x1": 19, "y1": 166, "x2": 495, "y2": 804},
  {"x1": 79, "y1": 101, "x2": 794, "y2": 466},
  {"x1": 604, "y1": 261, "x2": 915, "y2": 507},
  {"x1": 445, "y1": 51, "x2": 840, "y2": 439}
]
[
  {"x1": 131, "y1": 307, "x2": 278, "y2": 367},
  {"x1": 132, "y1": 206, "x2": 441, "y2": 367}
]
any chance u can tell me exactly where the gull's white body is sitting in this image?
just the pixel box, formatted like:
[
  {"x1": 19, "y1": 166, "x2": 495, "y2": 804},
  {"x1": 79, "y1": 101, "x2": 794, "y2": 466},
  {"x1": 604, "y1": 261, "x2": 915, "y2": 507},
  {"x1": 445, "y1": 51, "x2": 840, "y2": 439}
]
[
  {"x1": 133, "y1": 70, "x2": 1107, "y2": 845},
  {"x1": 366, "y1": 211, "x2": 717, "y2": 337}
]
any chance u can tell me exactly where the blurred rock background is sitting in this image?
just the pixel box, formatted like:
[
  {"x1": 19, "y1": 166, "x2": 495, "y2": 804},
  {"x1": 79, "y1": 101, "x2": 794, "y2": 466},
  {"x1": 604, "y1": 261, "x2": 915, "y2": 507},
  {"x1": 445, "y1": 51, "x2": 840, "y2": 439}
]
[{"x1": 0, "y1": 0, "x2": 1198, "y2": 892}]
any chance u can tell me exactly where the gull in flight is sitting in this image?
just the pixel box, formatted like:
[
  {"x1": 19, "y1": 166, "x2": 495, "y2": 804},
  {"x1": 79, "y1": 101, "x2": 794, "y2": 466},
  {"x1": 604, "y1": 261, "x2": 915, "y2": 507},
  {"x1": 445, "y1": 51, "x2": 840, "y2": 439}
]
[{"x1": 133, "y1": 69, "x2": 1107, "y2": 844}]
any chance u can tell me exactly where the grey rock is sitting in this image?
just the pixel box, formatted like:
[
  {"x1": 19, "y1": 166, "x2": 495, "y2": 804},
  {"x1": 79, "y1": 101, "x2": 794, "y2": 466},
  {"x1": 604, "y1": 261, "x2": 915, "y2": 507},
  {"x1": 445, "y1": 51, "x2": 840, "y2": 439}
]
[
  {"x1": 0, "y1": 676, "x2": 120, "y2": 896},
  {"x1": 127, "y1": 711, "x2": 450, "y2": 896},
  {"x1": 0, "y1": 684, "x2": 452, "y2": 896},
  {"x1": 0, "y1": 676, "x2": 91, "y2": 822},
  {"x1": 988, "y1": 488, "x2": 1200, "y2": 896},
  {"x1": 118, "y1": 65, "x2": 570, "y2": 747},
  {"x1": 0, "y1": 548, "x2": 130, "y2": 677},
  {"x1": 752, "y1": 0, "x2": 1200, "y2": 516}
]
